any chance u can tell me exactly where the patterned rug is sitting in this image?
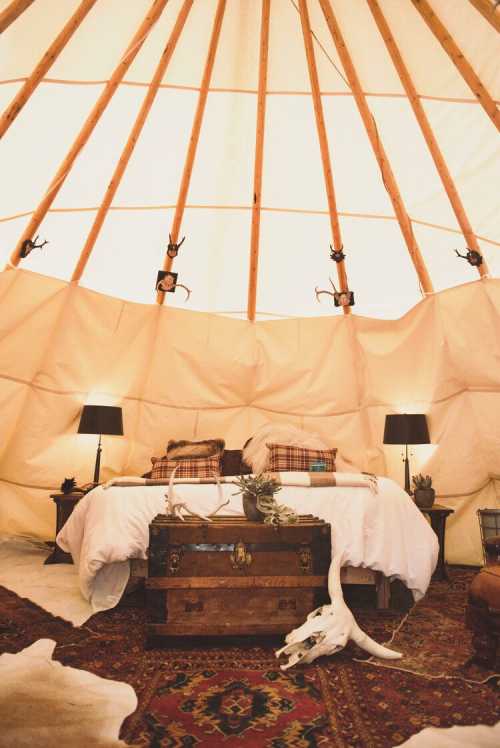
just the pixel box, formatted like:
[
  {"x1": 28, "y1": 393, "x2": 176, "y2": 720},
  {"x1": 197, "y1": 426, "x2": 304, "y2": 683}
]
[
  {"x1": 1, "y1": 568, "x2": 499, "y2": 747},
  {"x1": 362, "y1": 568, "x2": 500, "y2": 684}
]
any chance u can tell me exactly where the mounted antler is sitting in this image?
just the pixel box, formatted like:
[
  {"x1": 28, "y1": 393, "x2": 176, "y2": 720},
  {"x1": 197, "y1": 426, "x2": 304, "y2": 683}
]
[
  {"x1": 156, "y1": 270, "x2": 191, "y2": 301},
  {"x1": 167, "y1": 233, "x2": 186, "y2": 258},
  {"x1": 315, "y1": 279, "x2": 354, "y2": 307},
  {"x1": 176, "y1": 283, "x2": 191, "y2": 301},
  {"x1": 329, "y1": 244, "x2": 345, "y2": 263},
  {"x1": 315, "y1": 277, "x2": 337, "y2": 303},
  {"x1": 20, "y1": 235, "x2": 48, "y2": 259},
  {"x1": 454, "y1": 248, "x2": 483, "y2": 267}
]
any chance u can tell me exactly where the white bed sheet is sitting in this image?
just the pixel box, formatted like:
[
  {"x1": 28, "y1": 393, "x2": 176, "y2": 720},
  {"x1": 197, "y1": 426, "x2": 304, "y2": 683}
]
[{"x1": 57, "y1": 477, "x2": 438, "y2": 613}]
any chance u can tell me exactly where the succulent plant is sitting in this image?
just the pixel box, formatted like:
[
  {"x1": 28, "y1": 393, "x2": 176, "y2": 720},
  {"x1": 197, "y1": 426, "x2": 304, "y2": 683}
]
[
  {"x1": 232, "y1": 473, "x2": 281, "y2": 499},
  {"x1": 60, "y1": 477, "x2": 77, "y2": 494},
  {"x1": 412, "y1": 473, "x2": 433, "y2": 490}
]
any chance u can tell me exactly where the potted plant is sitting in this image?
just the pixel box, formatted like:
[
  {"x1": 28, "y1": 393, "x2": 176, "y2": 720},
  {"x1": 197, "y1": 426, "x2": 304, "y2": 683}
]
[
  {"x1": 232, "y1": 474, "x2": 281, "y2": 521},
  {"x1": 232, "y1": 474, "x2": 297, "y2": 525},
  {"x1": 412, "y1": 474, "x2": 435, "y2": 509}
]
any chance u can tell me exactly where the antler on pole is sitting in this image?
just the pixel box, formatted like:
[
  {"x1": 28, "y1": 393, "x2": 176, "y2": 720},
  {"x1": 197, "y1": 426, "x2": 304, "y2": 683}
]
[
  {"x1": 367, "y1": 0, "x2": 489, "y2": 279},
  {"x1": 71, "y1": 0, "x2": 194, "y2": 283},
  {"x1": 247, "y1": 0, "x2": 271, "y2": 322},
  {"x1": 410, "y1": 0, "x2": 499, "y2": 132},
  {"x1": 156, "y1": 0, "x2": 227, "y2": 305},
  {"x1": 467, "y1": 0, "x2": 500, "y2": 33},
  {"x1": 0, "y1": 0, "x2": 34, "y2": 34},
  {"x1": 318, "y1": 0, "x2": 433, "y2": 295},
  {"x1": 7, "y1": 0, "x2": 169, "y2": 270},
  {"x1": 298, "y1": 0, "x2": 350, "y2": 315},
  {"x1": 0, "y1": 0, "x2": 98, "y2": 139}
]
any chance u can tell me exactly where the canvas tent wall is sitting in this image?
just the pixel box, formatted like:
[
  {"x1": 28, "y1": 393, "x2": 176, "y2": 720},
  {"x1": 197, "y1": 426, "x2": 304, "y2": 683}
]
[{"x1": 0, "y1": 0, "x2": 499, "y2": 564}]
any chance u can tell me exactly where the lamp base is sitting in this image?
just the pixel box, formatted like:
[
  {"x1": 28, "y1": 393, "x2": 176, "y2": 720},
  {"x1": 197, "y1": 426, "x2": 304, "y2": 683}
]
[
  {"x1": 93, "y1": 434, "x2": 102, "y2": 485},
  {"x1": 404, "y1": 455, "x2": 410, "y2": 494},
  {"x1": 403, "y1": 444, "x2": 411, "y2": 494}
]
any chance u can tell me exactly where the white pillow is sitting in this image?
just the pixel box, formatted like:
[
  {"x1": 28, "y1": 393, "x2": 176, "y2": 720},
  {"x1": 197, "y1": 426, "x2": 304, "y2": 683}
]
[{"x1": 335, "y1": 453, "x2": 362, "y2": 473}]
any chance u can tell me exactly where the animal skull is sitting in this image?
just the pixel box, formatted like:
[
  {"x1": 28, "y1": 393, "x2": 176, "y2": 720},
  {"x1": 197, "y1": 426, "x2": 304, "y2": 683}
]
[{"x1": 275, "y1": 555, "x2": 402, "y2": 669}]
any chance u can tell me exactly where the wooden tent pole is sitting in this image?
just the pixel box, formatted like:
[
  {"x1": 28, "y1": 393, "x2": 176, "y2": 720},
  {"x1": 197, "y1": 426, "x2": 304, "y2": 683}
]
[
  {"x1": 71, "y1": 0, "x2": 194, "y2": 283},
  {"x1": 318, "y1": 0, "x2": 433, "y2": 294},
  {"x1": 411, "y1": 0, "x2": 499, "y2": 132},
  {"x1": 7, "y1": 0, "x2": 168, "y2": 269},
  {"x1": 157, "y1": 0, "x2": 226, "y2": 304},
  {"x1": 367, "y1": 0, "x2": 488, "y2": 279},
  {"x1": 467, "y1": 0, "x2": 500, "y2": 34},
  {"x1": 247, "y1": 0, "x2": 270, "y2": 322},
  {"x1": 0, "y1": 0, "x2": 34, "y2": 34},
  {"x1": 298, "y1": 0, "x2": 350, "y2": 315},
  {"x1": 0, "y1": 0, "x2": 98, "y2": 139}
]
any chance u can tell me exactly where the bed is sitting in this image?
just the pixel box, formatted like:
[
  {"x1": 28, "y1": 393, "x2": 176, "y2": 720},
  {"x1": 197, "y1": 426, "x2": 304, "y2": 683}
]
[{"x1": 57, "y1": 471, "x2": 439, "y2": 615}]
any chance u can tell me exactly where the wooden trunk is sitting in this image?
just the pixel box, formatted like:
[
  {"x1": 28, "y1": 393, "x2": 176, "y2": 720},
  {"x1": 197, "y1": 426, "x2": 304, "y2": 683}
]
[{"x1": 146, "y1": 514, "x2": 331, "y2": 643}]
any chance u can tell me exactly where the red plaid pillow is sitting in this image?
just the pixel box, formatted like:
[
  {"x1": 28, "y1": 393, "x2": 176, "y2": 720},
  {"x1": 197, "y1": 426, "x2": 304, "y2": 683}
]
[
  {"x1": 266, "y1": 443, "x2": 337, "y2": 472},
  {"x1": 150, "y1": 454, "x2": 220, "y2": 480}
]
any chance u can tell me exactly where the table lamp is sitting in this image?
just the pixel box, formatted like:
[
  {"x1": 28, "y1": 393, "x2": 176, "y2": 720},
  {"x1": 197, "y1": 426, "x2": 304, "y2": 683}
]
[
  {"x1": 78, "y1": 405, "x2": 123, "y2": 485},
  {"x1": 383, "y1": 413, "x2": 430, "y2": 494}
]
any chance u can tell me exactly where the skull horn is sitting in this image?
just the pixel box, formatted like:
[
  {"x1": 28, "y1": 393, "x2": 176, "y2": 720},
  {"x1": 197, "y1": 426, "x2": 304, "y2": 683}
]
[{"x1": 350, "y1": 620, "x2": 402, "y2": 660}]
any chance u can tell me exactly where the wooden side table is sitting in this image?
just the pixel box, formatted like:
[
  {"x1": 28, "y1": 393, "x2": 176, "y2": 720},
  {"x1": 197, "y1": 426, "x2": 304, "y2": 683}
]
[
  {"x1": 44, "y1": 492, "x2": 83, "y2": 564},
  {"x1": 419, "y1": 504, "x2": 455, "y2": 581}
]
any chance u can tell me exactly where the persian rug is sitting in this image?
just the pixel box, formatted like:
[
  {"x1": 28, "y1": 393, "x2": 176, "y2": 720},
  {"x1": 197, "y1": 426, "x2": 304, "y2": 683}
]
[
  {"x1": 0, "y1": 638, "x2": 136, "y2": 748},
  {"x1": 1, "y1": 568, "x2": 498, "y2": 748},
  {"x1": 363, "y1": 568, "x2": 500, "y2": 684}
]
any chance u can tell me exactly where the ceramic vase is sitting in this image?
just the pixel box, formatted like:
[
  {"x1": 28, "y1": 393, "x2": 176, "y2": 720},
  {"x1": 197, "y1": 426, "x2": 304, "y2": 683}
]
[
  {"x1": 414, "y1": 488, "x2": 435, "y2": 509},
  {"x1": 242, "y1": 494, "x2": 266, "y2": 521}
]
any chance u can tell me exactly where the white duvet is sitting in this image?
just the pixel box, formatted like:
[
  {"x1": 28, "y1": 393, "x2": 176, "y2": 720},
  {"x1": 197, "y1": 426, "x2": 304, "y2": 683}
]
[{"x1": 57, "y1": 476, "x2": 438, "y2": 614}]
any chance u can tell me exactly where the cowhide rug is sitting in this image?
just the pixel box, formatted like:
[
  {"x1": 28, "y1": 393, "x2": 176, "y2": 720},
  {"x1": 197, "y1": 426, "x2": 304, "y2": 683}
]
[
  {"x1": 398, "y1": 721, "x2": 500, "y2": 747},
  {"x1": 0, "y1": 535, "x2": 93, "y2": 625},
  {"x1": 0, "y1": 639, "x2": 137, "y2": 747}
]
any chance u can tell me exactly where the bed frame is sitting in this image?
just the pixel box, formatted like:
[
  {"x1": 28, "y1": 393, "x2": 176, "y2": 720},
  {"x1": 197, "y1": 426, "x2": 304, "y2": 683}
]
[{"x1": 340, "y1": 565, "x2": 391, "y2": 609}]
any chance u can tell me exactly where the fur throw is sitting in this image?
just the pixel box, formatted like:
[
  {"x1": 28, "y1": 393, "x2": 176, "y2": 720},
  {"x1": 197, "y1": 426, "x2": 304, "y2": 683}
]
[
  {"x1": 242, "y1": 423, "x2": 329, "y2": 475},
  {"x1": 167, "y1": 438, "x2": 225, "y2": 459}
]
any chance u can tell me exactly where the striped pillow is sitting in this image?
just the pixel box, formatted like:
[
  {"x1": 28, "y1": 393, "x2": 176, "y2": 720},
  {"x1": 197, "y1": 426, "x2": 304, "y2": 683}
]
[
  {"x1": 266, "y1": 443, "x2": 337, "y2": 472},
  {"x1": 150, "y1": 453, "x2": 221, "y2": 480}
]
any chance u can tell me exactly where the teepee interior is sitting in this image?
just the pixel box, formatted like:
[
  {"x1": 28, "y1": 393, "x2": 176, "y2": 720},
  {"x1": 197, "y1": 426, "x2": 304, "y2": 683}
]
[
  {"x1": 0, "y1": 0, "x2": 499, "y2": 561},
  {"x1": 1, "y1": 2, "x2": 500, "y2": 746}
]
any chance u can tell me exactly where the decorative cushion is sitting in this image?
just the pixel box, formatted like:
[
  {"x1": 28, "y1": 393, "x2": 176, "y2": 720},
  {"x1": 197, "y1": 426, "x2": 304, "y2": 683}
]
[
  {"x1": 243, "y1": 423, "x2": 330, "y2": 474},
  {"x1": 166, "y1": 438, "x2": 225, "y2": 459},
  {"x1": 151, "y1": 454, "x2": 221, "y2": 480},
  {"x1": 266, "y1": 443, "x2": 337, "y2": 473}
]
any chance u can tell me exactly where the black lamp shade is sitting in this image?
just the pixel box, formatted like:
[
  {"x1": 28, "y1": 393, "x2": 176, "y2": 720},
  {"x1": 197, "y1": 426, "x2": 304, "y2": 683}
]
[
  {"x1": 78, "y1": 405, "x2": 123, "y2": 436},
  {"x1": 383, "y1": 414, "x2": 430, "y2": 445}
]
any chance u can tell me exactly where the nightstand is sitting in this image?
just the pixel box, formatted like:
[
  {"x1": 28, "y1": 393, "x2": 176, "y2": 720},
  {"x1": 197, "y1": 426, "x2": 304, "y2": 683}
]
[
  {"x1": 44, "y1": 492, "x2": 83, "y2": 564},
  {"x1": 419, "y1": 504, "x2": 455, "y2": 581}
]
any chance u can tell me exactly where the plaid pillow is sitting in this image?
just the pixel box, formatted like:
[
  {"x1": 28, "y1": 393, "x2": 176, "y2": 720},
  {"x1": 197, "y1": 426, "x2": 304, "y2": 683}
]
[
  {"x1": 151, "y1": 454, "x2": 221, "y2": 480},
  {"x1": 266, "y1": 443, "x2": 337, "y2": 472}
]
